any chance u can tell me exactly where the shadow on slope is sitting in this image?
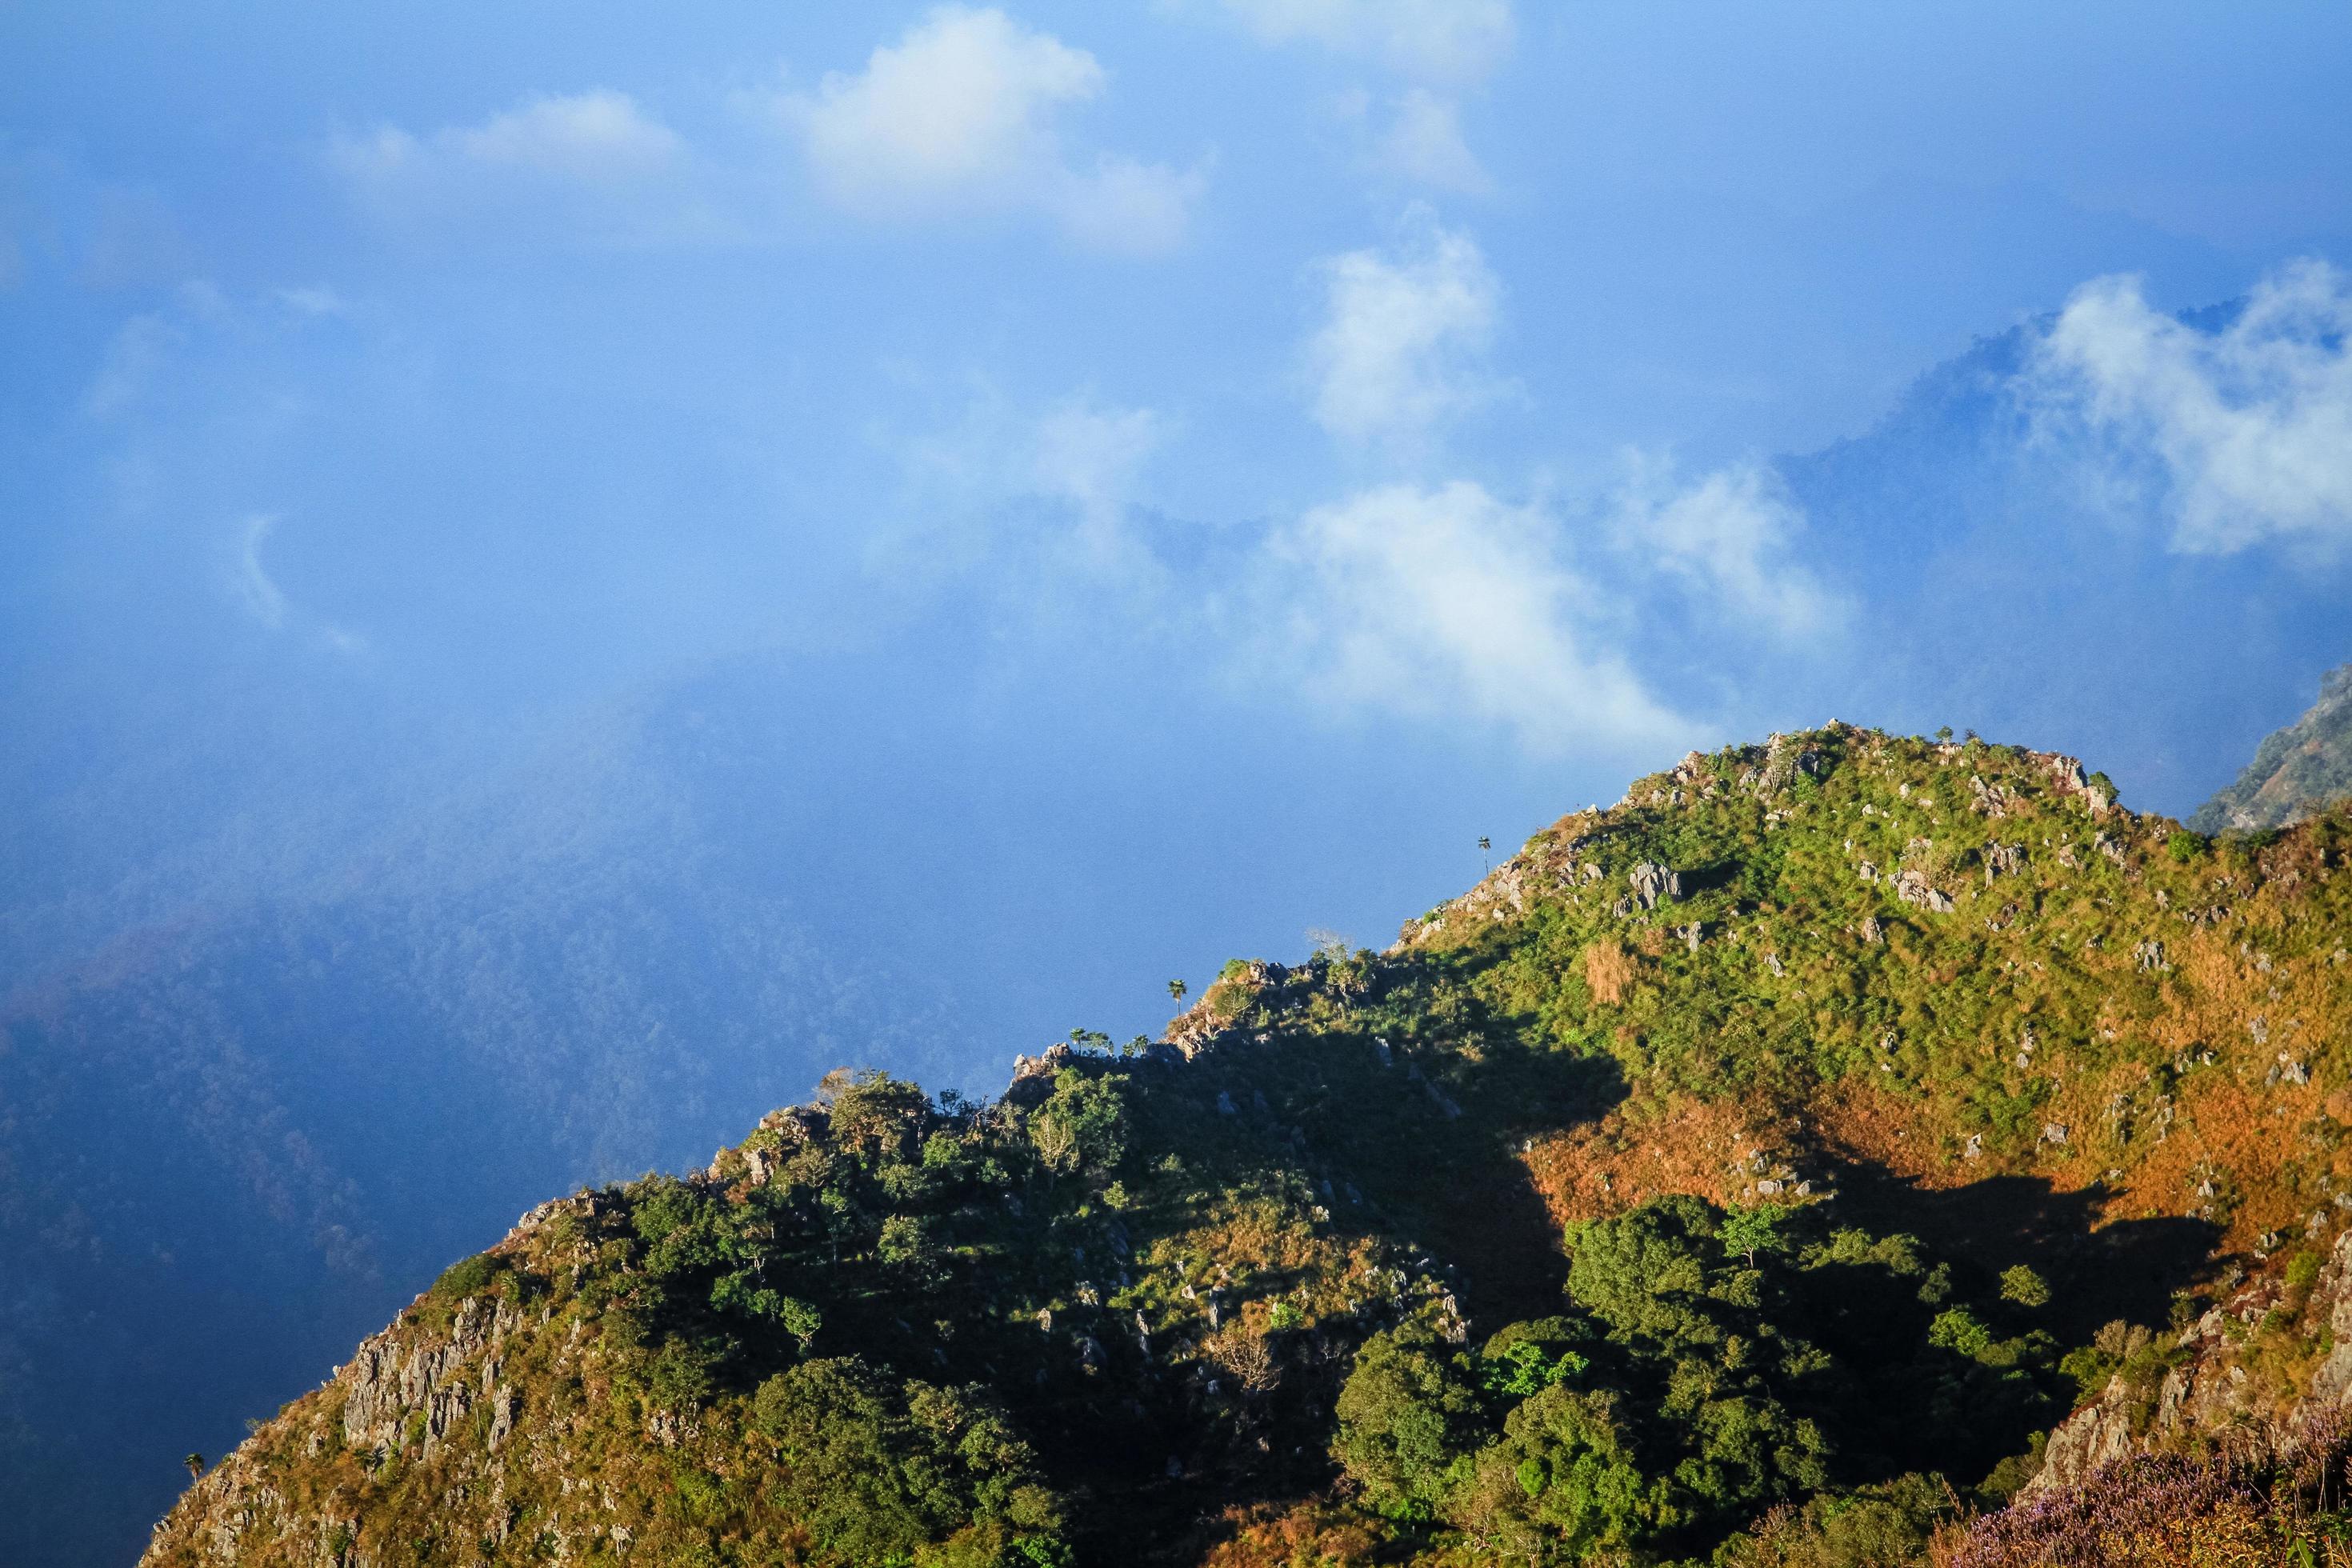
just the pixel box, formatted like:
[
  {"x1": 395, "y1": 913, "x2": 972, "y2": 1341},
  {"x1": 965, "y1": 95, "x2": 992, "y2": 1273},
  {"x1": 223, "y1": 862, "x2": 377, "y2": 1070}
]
[{"x1": 1826, "y1": 1157, "x2": 2223, "y2": 1345}]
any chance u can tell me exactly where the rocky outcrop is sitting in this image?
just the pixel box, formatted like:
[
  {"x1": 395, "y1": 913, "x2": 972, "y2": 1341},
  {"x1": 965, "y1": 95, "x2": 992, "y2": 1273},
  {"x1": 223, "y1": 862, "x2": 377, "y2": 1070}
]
[
  {"x1": 340, "y1": 1294, "x2": 522, "y2": 1458},
  {"x1": 2032, "y1": 1227, "x2": 2352, "y2": 1496},
  {"x1": 1893, "y1": 867, "x2": 1955, "y2": 914},
  {"x1": 1629, "y1": 862, "x2": 1682, "y2": 910},
  {"x1": 2192, "y1": 663, "x2": 2352, "y2": 833},
  {"x1": 148, "y1": 1292, "x2": 527, "y2": 1566}
]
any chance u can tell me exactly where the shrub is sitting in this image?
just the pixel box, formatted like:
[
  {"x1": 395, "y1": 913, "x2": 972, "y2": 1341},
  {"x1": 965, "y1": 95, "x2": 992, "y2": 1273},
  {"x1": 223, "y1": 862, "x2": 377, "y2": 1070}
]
[
  {"x1": 429, "y1": 1251, "x2": 503, "y2": 1302},
  {"x1": 1998, "y1": 1266, "x2": 2050, "y2": 1308}
]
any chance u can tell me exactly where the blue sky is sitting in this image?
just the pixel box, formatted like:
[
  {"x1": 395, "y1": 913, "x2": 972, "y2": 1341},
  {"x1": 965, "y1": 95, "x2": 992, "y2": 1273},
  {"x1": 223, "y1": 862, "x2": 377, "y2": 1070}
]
[{"x1": 5, "y1": 0, "x2": 2352, "y2": 1026}]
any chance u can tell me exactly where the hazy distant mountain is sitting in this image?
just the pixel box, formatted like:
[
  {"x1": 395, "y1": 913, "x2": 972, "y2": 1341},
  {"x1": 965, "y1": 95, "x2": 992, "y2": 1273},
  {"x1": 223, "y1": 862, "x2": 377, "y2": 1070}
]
[
  {"x1": 0, "y1": 674, "x2": 983, "y2": 1565},
  {"x1": 2190, "y1": 663, "x2": 2352, "y2": 832}
]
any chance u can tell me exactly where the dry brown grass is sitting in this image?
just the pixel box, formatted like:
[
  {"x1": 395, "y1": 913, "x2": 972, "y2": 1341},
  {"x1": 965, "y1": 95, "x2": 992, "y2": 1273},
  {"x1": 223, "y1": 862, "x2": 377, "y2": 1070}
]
[
  {"x1": 1809, "y1": 1078, "x2": 1950, "y2": 1184},
  {"x1": 1193, "y1": 1498, "x2": 1398, "y2": 1568},
  {"x1": 1521, "y1": 1094, "x2": 1777, "y2": 1228},
  {"x1": 1583, "y1": 939, "x2": 1638, "y2": 1006}
]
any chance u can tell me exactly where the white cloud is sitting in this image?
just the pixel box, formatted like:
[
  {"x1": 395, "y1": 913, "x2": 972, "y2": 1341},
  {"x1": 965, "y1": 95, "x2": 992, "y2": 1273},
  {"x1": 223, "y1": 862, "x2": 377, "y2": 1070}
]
[
  {"x1": 1263, "y1": 480, "x2": 1692, "y2": 753},
  {"x1": 1215, "y1": 0, "x2": 1514, "y2": 84},
  {"x1": 1374, "y1": 88, "x2": 1490, "y2": 194},
  {"x1": 1307, "y1": 214, "x2": 1499, "y2": 446},
  {"x1": 2029, "y1": 259, "x2": 2352, "y2": 554},
  {"x1": 1610, "y1": 458, "x2": 1838, "y2": 640},
  {"x1": 327, "y1": 90, "x2": 702, "y2": 244},
  {"x1": 774, "y1": 6, "x2": 1201, "y2": 253},
  {"x1": 442, "y1": 91, "x2": 683, "y2": 179},
  {"x1": 332, "y1": 90, "x2": 683, "y2": 187}
]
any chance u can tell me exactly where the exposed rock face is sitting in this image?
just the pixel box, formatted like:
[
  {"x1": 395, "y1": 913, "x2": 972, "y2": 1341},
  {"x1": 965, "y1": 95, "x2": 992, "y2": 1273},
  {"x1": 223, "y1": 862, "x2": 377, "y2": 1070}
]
[
  {"x1": 341, "y1": 1296, "x2": 522, "y2": 1458},
  {"x1": 1629, "y1": 862, "x2": 1682, "y2": 910},
  {"x1": 2192, "y1": 662, "x2": 2352, "y2": 833},
  {"x1": 2033, "y1": 1227, "x2": 2352, "y2": 1495},
  {"x1": 150, "y1": 1294, "x2": 527, "y2": 1566},
  {"x1": 1006, "y1": 1042, "x2": 1076, "y2": 1104}
]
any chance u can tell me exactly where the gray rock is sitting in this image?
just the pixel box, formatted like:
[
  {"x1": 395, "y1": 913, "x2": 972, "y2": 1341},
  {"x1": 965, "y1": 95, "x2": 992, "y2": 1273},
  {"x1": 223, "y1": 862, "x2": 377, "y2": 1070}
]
[
  {"x1": 1894, "y1": 868, "x2": 1955, "y2": 914},
  {"x1": 1629, "y1": 862, "x2": 1682, "y2": 910}
]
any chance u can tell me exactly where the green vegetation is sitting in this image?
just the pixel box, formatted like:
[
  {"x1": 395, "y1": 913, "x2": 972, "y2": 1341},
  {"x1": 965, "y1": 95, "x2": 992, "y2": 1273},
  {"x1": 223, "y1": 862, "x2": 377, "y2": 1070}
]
[{"x1": 143, "y1": 723, "x2": 2352, "y2": 1568}]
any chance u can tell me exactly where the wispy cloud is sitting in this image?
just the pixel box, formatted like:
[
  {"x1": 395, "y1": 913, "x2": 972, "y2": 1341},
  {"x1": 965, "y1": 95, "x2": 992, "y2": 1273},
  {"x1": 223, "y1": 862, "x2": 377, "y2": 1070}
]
[
  {"x1": 1610, "y1": 457, "x2": 1839, "y2": 641},
  {"x1": 877, "y1": 380, "x2": 1177, "y2": 598},
  {"x1": 332, "y1": 89, "x2": 683, "y2": 186},
  {"x1": 1210, "y1": 2, "x2": 1510, "y2": 194},
  {"x1": 2026, "y1": 259, "x2": 2352, "y2": 555},
  {"x1": 1369, "y1": 87, "x2": 1490, "y2": 194},
  {"x1": 769, "y1": 6, "x2": 1202, "y2": 254},
  {"x1": 1306, "y1": 211, "x2": 1500, "y2": 448},
  {"x1": 328, "y1": 90, "x2": 700, "y2": 243},
  {"x1": 233, "y1": 513, "x2": 288, "y2": 629},
  {"x1": 1034, "y1": 398, "x2": 1166, "y2": 550},
  {"x1": 1259, "y1": 480, "x2": 1693, "y2": 754}
]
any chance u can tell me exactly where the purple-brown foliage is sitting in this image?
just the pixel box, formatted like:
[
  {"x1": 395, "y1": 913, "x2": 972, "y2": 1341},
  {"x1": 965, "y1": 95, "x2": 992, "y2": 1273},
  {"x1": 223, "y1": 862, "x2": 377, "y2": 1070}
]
[{"x1": 1950, "y1": 1417, "x2": 2352, "y2": 1568}]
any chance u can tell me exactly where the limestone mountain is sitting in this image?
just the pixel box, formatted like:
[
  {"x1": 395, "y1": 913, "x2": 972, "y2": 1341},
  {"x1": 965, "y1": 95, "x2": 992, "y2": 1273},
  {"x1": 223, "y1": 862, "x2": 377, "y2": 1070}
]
[
  {"x1": 140, "y1": 724, "x2": 2352, "y2": 1566},
  {"x1": 2191, "y1": 663, "x2": 2352, "y2": 834}
]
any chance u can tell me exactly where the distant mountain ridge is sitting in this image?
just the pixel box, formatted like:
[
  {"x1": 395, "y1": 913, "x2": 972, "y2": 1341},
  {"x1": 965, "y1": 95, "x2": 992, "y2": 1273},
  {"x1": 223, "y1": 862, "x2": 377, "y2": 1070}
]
[{"x1": 2190, "y1": 663, "x2": 2352, "y2": 833}]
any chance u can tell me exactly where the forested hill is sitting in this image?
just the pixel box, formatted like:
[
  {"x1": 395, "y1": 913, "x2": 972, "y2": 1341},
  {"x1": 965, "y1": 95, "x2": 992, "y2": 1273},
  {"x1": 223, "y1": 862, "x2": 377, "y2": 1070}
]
[
  {"x1": 142, "y1": 724, "x2": 2352, "y2": 1566},
  {"x1": 2192, "y1": 663, "x2": 2352, "y2": 834}
]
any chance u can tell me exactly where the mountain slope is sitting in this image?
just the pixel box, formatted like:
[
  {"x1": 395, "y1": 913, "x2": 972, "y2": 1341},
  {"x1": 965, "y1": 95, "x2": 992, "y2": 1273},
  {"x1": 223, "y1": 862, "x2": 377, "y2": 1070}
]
[
  {"x1": 2191, "y1": 663, "x2": 2352, "y2": 834},
  {"x1": 138, "y1": 724, "x2": 2352, "y2": 1566}
]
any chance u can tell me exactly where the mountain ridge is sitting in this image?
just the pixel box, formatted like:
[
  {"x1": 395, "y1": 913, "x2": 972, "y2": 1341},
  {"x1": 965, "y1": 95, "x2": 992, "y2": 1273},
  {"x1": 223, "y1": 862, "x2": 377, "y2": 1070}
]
[
  {"x1": 139, "y1": 721, "x2": 2352, "y2": 1566},
  {"x1": 2191, "y1": 663, "x2": 2352, "y2": 834}
]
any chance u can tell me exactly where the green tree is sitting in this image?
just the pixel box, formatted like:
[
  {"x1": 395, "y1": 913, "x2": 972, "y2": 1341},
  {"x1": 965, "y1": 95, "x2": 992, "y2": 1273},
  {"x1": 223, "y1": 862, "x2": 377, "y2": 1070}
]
[
  {"x1": 1029, "y1": 1070, "x2": 1128, "y2": 1178},
  {"x1": 1721, "y1": 1202, "x2": 1793, "y2": 1268},
  {"x1": 1333, "y1": 1330, "x2": 1486, "y2": 1521},
  {"x1": 1450, "y1": 1386, "x2": 1674, "y2": 1558},
  {"x1": 182, "y1": 1452, "x2": 204, "y2": 1482},
  {"x1": 750, "y1": 1358, "x2": 1064, "y2": 1567},
  {"x1": 1167, "y1": 978, "x2": 1187, "y2": 1006}
]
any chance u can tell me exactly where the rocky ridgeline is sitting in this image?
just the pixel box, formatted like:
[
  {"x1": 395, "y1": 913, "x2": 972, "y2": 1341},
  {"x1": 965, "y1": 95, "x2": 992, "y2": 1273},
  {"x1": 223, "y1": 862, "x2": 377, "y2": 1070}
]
[
  {"x1": 135, "y1": 719, "x2": 2352, "y2": 1566},
  {"x1": 2193, "y1": 663, "x2": 2352, "y2": 834},
  {"x1": 151, "y1": 1293, "x2": 535, "y2": 1567},
  {"x1": 1399, "y1": 724, "x2": 2116, "y2": 950}
]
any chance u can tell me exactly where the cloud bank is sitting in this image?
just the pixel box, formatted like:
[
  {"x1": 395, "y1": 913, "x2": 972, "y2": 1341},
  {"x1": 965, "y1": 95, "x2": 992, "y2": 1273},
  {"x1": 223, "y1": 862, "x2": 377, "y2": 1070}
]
[
  {"x1": 2030, "y1": 259, "x2": 2352, "y2": 555},
  {"x1": 1264, "y1": 480, "x2": 1691, "y2": 754}
]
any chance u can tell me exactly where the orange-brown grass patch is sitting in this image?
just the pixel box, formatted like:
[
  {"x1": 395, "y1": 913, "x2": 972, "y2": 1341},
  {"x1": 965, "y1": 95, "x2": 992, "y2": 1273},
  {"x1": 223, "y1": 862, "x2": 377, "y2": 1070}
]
[
  {"x1": 1806, "y1": 1078, "x2": 1952, "y2": 1184},
  {"x1": 2097, "y1": 919, "x2": 2342, "y2": 1249},
  {"x1": 1582, "y1": 939, "x2": 1638, "y2": 1006},
  {"x1": 1193, "y1": 1497, "x2": 1403, "y2": 1567},
  {"x1": 1522, "y1": 1093, "x2": 1779, "y2": 1228}
]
